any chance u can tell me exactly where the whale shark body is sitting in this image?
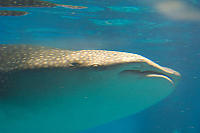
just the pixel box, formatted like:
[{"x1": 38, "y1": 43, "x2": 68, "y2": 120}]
[{"x1": 0, "y1": 44, "x2": 180, "y2": 133}]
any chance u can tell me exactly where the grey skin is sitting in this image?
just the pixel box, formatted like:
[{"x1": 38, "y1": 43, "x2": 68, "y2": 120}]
[{"x1": 0, "y1": 44, "x2": 180, "y2": 133}]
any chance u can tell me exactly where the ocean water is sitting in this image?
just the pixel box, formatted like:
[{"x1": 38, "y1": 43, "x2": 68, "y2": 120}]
[{"x1": 0, "y1": 0, "x2": 200, "y2": 133}]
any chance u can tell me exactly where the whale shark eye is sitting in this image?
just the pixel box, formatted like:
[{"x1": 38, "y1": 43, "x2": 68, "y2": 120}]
[
  {"x1": 71, "y1": 62, "x2": 81, "y2": 67},
  {"x1": 69, "y1": 62, "x2": 83, "y2": 69}
]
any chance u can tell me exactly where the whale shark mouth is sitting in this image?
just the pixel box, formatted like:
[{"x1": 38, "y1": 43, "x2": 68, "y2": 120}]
[{"x1": 120, "y1": 70, "x2": 174, "y2": 85}]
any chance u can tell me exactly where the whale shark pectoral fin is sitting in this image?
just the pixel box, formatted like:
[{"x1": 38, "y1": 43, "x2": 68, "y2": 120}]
[{"x1": 145, "y1": 74, "x2": 174, "y2": 85}]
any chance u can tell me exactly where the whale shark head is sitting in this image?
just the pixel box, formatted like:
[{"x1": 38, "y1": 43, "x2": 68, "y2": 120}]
[{"x1": 0, "y1": 45, "x2": 180, "y2": 133}]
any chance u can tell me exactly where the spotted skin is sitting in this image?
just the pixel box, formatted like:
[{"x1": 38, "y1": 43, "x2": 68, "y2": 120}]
[
  {"x1": 0, "y1": 44, "x2": 181, "y2": 133},
  {"x1": 0, "y1": 45, "x2": 143, "y2": 71},
  {"x1": 0, "y1": 44, "x2": 180, "y2": 83},
  {"x1": 0, "y1": 10, "x2": 28, "y2": 16}
]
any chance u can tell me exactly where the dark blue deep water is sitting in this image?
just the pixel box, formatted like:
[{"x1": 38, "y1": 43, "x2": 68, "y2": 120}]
[{"x1": 0, "y1": 0, "x2": 200, "y2": 133}]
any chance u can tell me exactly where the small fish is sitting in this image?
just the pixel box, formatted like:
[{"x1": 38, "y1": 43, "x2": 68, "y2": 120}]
[
  {"x1": 0, "y1": 44, "x2": 180, "y2": 133},
  {"x1": 0, "y1": 10, "x2": 28, "y2": 16},
  {"x1": 56, "y1": 4, "x2": 87, "y2": 9}
]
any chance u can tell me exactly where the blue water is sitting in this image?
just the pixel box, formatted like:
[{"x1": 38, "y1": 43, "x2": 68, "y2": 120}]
[{"x1": 0, "y1": 0, "x2": 200, "y2": 133}]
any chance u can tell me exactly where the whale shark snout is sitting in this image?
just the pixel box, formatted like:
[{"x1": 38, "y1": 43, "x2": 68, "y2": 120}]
[
  {"x1": 0, "y1": 44, "x2": 181, "y2": 133},
  {"x1": 116, "y1": 56, "x2": 181, "y2": 85}
]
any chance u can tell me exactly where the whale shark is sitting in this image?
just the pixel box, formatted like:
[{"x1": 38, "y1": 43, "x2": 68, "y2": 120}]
[{"x1": 0, "y1": 44, "x2": 180, "y2": 133}]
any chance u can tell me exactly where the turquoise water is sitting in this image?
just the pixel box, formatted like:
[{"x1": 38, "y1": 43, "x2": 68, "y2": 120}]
[{"x1": 0, "y1": 0, "x2": 200, "y2": 133}]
